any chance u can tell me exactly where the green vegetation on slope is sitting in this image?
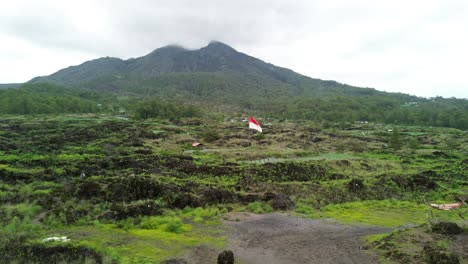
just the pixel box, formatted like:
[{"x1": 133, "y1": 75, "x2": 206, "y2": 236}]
[
  {"x1": 22, "y1": 41, "x2": 468, "y2": 129},
  {"x1": 0, "y1": 83, "x2": 106, "y2": 114}
]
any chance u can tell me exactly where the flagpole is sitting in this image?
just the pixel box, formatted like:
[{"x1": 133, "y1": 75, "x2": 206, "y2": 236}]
[
  {"x1": 246, "y1": 116, "x2": 262, "y2": 190},
  {"x1": 247, "y1": 117, "x2": 253, "y2": 190}
]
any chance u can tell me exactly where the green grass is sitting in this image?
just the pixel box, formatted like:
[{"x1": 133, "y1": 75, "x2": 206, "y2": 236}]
[
  {"x1": 139, "y1": 215, "x2": 190, "y2": 233},
  {"x1": 364, "y1": 232, "x2": 392, "y2": 244},
  {"x1": 0, "y1": 117, "x2": 466, "y2": 262},
  {"x1": 180, "y1": 206, "x2": 224, "y2": 224},
  {"x1": 297, "y1": 200, "x2": 463, "y2": 227},
  {"x1": 233, "y1": 202, "x2": 274, "y2": 214},
  {"x1": 0, "y1": 153, "x2": 46, "y2": 162},
  {"x1": 56, "y1": 153, "x2": 99, "y2": 161},
  {"x1": 246, "y1": 202, "x2": 274, "y2": 214},
  {"x1": 1, "y1": 203, "x2": 43, "y2": 219},
  {"x1": 46, "y1": 219, "x2": 226, "y2": 264},
  {"x1": 294, "y1": 202, "x2": 321, "y2": 218}
]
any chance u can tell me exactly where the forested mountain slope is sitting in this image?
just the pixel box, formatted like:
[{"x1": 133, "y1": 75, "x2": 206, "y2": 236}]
[{"x1": 5, "y1": 41, "x2": 463, "y2": 128}]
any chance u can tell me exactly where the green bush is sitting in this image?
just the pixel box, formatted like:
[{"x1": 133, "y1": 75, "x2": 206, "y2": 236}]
[
  {"x1": 164, "y1": 218, "x2": 184, "y2": 233},
  {"x1": 247, "y1": 202, "x2": 274, "y2": 214},
  {"x1": 140, "y1": 216, "x2": 184, "y2": 233},
  {"x1": 200, "y1": 130, "x2": 221, "y2": 143},
  {"x1": 117, "y1": 217, "x2": 136, "y2": 230}
]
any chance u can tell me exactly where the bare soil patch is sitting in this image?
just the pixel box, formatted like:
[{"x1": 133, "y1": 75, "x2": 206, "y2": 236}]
[{"x1": 181, "y1": 213, "x2": 390, "y2": 264}]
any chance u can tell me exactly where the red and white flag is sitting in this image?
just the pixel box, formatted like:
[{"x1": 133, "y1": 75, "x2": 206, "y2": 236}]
[{"x1": 248, "y1": 117, "x2": 262, "y2": 133}]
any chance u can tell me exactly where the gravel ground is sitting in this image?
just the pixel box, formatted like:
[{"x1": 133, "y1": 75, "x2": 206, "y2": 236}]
[{"x1": 179, "y1": 212, "x2": 391, "y2": 264}]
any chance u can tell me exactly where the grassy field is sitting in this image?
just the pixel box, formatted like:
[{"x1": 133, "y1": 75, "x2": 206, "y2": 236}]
[
  {"x1": 295, "y1": 200, "x2": 463, "y2": 227},
  {"x1": 0, "y1": 115, "x2": 466, "y2": 263}
]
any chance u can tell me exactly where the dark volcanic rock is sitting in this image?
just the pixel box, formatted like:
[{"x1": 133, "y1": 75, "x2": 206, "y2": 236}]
[
  {"x1": 171, "y1": 193, "x2": 200, "y2": 209},
  {"x1": 239, "y1": 193, "x2": 263, "y2": 203},
  {"x1": 217, "y1": 250, "x2": 234, "y2": 264},
  {"x1": 108, "y1": 176, "x2": 164, "y2": 202},
  {"x1": 202, "y1": 188, "x2": 237, "y2": 204},
  {"x1": 431, "y1": 222, "x2": 464, "y2": 235},
  {"x1": 76, "y1": 180, "x2": 103, "y2": 199},
  {"x1": 2, "y1": 244, "x2": 103, "y2": 264},
  {"x1": 423, "y1": 244, "x2": 460, "y2": 264},
  {"x1": 391, "y1": 171, "x2": 437, "y2": 190},
  {"x1": 263, "y1": 192, "x2": 295, "y2": 210},
  {"x1": 103, "y1": 201, "x2": 162, "y2": 220},
  {"x1": 348, "y1": 178, "x2": 365, "y2": 191}
]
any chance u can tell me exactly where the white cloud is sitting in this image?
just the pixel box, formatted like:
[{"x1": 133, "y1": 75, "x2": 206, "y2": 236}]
[{"x1": 0, "y1": 0, "x2": 466, "y2": 98}]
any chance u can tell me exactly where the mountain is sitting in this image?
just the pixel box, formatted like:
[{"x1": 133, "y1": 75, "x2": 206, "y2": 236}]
[
  {"x1": 0, "y1": 83, "x2": 22, "y2": 89},
  {"x1": 30, "y1": 41, "x2": 297, "y2": 84},
  {"x1": 24, "y1": 41, "x2": 467, "y2": 128},
  {"x1": 29, "y1": 41, "x2": 383, "y2": 97}
]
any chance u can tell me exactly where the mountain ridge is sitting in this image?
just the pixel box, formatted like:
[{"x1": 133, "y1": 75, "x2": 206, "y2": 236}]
[
  {"x1": 1, "y1": 41, "x2": 466, "y2": 128},
  {"x1": 29, "y1": 41, "x2": 344, "y2": 93}
]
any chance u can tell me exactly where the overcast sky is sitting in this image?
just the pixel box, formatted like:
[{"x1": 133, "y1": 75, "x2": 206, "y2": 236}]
[{"x1": 1, "y1": 0, "x2": 467, "y2": 98}]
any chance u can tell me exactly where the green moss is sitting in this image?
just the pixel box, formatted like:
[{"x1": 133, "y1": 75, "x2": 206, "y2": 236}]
[
  {"x1": 318, "y1": 200, "x2": 462, "y2": 227},
  {"x1": 56, "y1": 153, "x2": 99, "y2": 161},
  {"x1": 49, "y1": 221, "x2": 225, "y2": 263},
  {"x1": 294, "y1": 202, "x2": 321, "y2": 218},
  {"x1": 1, "y1": 203, "x2": 43, "y2": 219},
  {"x1": 0, "y1": 154, "x2": 46, "y2": 162},
  {"x1": 247, "y1": 202, "x2": 275, "y2": 214},
  {"x1": 180, "y1": 207, "x2": 222, "y2": 224},
  {"x1": 364, "y1": 233, "x2": 391, "y2": 244},
  {"x1": 5, "y1": 167, "x2": 44, "y2": 174}
]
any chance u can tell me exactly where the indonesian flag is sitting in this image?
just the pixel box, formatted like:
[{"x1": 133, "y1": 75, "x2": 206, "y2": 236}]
[{"x1": 249, "y1": 117, "x2": 262, "y2": 133}]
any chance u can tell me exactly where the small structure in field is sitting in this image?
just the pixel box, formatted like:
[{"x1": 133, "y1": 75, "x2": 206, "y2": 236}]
[{"x1": 192, "y1": 142, "x2": 202, "y2": 147}]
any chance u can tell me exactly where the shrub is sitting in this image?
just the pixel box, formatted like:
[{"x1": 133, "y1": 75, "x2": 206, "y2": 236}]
[
  {"x1": 139, "y1": 216, "x2": 184, "y2": 233},
  {"x1": 247, "y1": 202, "x2": 275, "y2": 214},
  {"x1": 200, "y1": 130, "x2": 221, "y2": 143},
  {"x1": 164, "y1": 218, "x2": 184, "y2": 233}
]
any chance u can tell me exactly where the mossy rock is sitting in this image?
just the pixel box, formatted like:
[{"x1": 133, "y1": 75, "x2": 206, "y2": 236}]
[
  {"x1": 108, "y1": 176, "x2": 164, "y2": 202},
  {"x1": 76, "y1": 180, "x2": 103, "y2": 199},
  {"x1": 1, "y1": 244, "x2": 103, "y2": 264},
  {"x1": 263, "y1": 192, "x2": 295, "y2": 210},
  {"x1": 217, "y1": 250, "x2": 234, "y2": 264},
  {"x1": 422, "y1": 244, "x2": 460, "y2": 264},
  {"x1": 391, "y1": 171, "x2": 437, "y2": 190},
  {"x1": 201, "y1": 188, "x2": 237, "y2": 204},
  {"x1": 348, "y1": 178, "x2": 365, "y2": 191},
  {"x1": 171, "y1": 193, "x2": 201, "y2": 209},
  {"x1": 104, "y1": 200, "x2": 162, "y2": 220}
]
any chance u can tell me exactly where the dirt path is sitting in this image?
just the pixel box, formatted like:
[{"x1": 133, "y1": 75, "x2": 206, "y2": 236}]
[
  {"x1": 179, "y1": 212, "x2": 391, "y2": 264},
  {"x1": 223, "y1": 212, "x2": 390, "y2": 264}
]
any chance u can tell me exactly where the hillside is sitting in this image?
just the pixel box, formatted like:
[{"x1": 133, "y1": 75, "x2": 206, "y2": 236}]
[
  {"x1": 0, "y1": 83, "x2": 22, "y2": 89},
  {"x1": 7, "y1": 41, "x2": 464, "y2": 129},
  {"x1": 29, "y1": 41, "x2": 408, "y2": 98}
]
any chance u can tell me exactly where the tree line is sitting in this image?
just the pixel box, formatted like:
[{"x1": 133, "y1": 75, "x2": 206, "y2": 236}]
[{"x1": 1, "y1": 82, "x2": 466, "y2": 129}]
